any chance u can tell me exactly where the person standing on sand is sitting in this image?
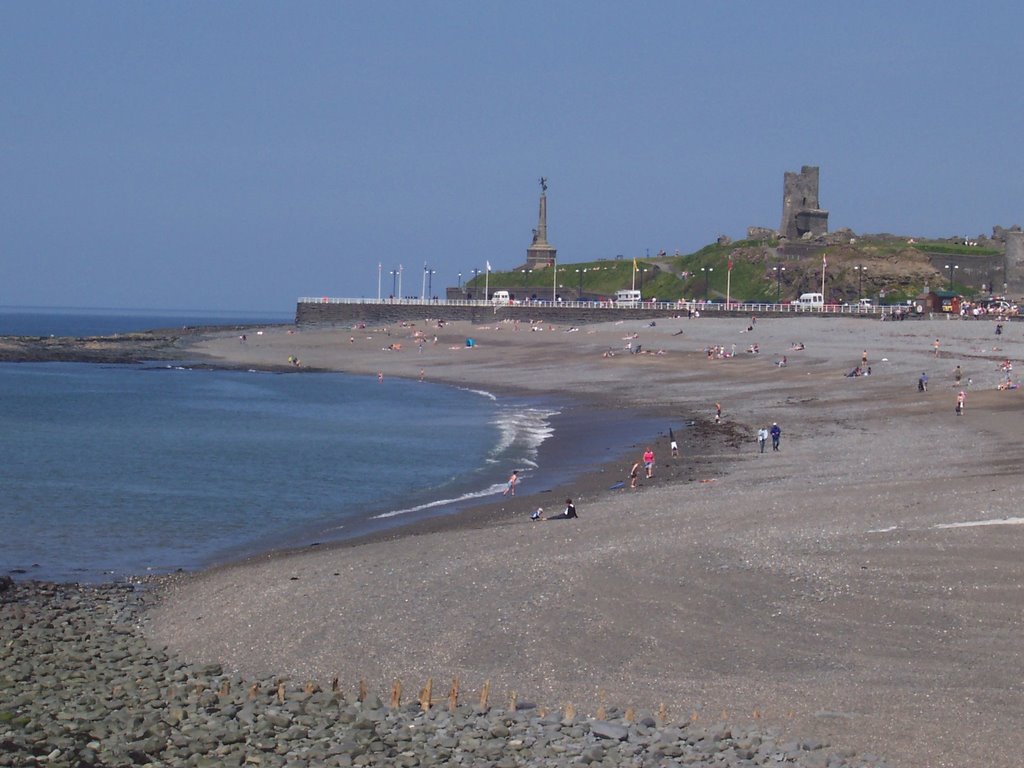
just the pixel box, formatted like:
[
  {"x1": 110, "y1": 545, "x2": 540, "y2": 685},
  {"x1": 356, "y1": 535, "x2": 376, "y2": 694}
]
[
  {"x1": 670, "y1": 437, "x2": 679, "y2": 458},
  {"x1": 770, "y1": 422, "x2": 781, "y2": 451},
  {"x1": 503, "y1": 470, "x2": 519, "y2": 496},
  {"x1": 954, "y1": 365, "x2": 963, "y2": 386},
  {"x1": 715, "y1": 402, "x2": 722, "y2": 424},
  {"x1": 862, "y1": 349, "x2": 868, "y2": 367},
  {"x1": 933, "y1": 338, "x2": 941, "y2": 357},
  {"x1": 757, "y1": 427, "x2": 769, "y2": 453},
  {"x1": 629, "y1": 461, "x2": 640, "y2": 489},
  {"x1": 956, "y1": 390, "x2": 966, "y2": 415},
  {"x1": 642, "y1": 447, "x2": 655, "y2": 479}
]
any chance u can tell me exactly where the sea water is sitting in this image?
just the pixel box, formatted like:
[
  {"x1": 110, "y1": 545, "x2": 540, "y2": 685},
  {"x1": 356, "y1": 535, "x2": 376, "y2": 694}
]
[{"x1": 0, "y1": 361, "x2": 565, "y2": 583}]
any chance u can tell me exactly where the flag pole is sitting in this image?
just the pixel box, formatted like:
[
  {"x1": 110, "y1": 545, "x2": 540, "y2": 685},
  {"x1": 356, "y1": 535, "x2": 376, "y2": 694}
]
[
  {"x1": 485, "y1": 263, "x2": 490, "y2": 301},
  {"x1": 631, "y1": 258, "x2": 637, "y2": 291},
  {"x1": 821, "y1": 255, "x2": 827, "y2": 301},
  {"x1": 726, "y1": 258, "x2": 732, "y2": 308}
]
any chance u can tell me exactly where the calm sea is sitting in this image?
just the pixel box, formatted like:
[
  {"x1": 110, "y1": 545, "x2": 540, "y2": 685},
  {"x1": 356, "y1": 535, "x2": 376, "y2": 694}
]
[{"x1": 0, "y1": 308, "x2": 662, "y2": 583}]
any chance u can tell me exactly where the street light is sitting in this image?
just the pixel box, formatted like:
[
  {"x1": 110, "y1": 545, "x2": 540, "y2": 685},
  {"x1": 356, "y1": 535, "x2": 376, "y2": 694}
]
[
  {"x1": 638, "y1": 267, "x2": 648, "y2": 296},
  {"x1": 576, "y1": 267, "x2": 587, "y2": 299},
  {"x1": 390, "y1": 269, "x2": 398, "y2": 298},
  {"x1": 427, "y1": 269, "x2": 436, "y2": 299},
  {"x1": 457, "y1": 272, "x2": 462, "y2": 290},
  {"x1": 945, "y1": 263, "x2": 959, "y2": 291},
  {"x1": 470, "y1": 268, "x2": 481, "y2": 299},
  {"x1": 854, "y1": 265, "x2": 866, "y2": 300},
  {"x1": 773, "y1": 265, "x2": 786, "y2": 302},
  {"x1": 521, "y1": 268, "x2": 532, "y2": 286},
  {"x1": 701, "y1": 266, "x2": 714, "y2": 299}
]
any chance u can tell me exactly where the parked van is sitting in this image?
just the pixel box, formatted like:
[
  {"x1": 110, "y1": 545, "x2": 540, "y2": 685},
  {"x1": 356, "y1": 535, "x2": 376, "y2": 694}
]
[
  {"x1": 491, "y1": 290, "x2": 511, "y2": 305},
  {"x1": 615, "y1": 289, "x2": 642, "y2": 307},
  {"x1": 795, "y1": 292, "x2": 824, "y2": 310}
]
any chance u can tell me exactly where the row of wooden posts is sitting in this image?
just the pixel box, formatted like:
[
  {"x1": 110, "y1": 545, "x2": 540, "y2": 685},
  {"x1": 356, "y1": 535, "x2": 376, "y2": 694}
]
[{"x1": 187, "y1": 677, "x2": 786, "y2": 723}]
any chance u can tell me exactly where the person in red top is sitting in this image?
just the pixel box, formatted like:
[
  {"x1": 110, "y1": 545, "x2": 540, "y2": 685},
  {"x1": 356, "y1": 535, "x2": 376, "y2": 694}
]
[{"x1": 642, "y1": 448, "x2": 655, "y2": 479}]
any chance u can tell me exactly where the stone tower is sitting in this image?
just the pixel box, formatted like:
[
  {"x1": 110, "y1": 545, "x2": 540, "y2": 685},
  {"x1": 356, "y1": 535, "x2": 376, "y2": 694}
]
[
  {"x1": 526, "y1": 177, "x2": 556, "y2": 269},
  {"x1": 780, "y1": 165, "x2": 829, "y2": 240},
  {"x1": 1004, "y1": 231, "x2": 1024, "y2": 296}
]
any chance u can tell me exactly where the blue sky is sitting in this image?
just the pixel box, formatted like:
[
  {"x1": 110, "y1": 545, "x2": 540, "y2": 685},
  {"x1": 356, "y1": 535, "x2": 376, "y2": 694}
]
[{"x1": 3, "y1": 2, "x2": 1023, "y2": 312}]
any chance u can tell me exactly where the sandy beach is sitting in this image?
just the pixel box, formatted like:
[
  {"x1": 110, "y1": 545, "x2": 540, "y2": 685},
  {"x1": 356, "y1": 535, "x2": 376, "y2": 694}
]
[{"x1": 147, "y1": 312, "x2": 1024, "y2": 767}]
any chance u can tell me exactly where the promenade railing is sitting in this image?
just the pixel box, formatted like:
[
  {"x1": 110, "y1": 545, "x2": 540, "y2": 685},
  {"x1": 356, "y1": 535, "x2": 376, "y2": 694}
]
[{"x1": 297, "y1": 296, "x2": 890, "y2": 316}]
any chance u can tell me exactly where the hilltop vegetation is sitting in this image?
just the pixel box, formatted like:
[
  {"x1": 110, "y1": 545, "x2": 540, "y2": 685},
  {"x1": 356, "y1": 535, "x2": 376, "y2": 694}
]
[{"x1": 466, "y1": 236, "x2": 991, "y2": 304}]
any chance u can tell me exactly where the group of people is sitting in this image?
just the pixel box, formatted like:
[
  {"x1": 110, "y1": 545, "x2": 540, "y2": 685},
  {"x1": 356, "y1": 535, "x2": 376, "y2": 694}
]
[
  {"x1": 629, "y1": 447, "x2": 656, "y2": 489},
  {"x1": 756, "y1": 423, "x2": 782, "y2": 453},
  {"x1": 503, "y1": 469, "x2": 578, "y2": 521}
]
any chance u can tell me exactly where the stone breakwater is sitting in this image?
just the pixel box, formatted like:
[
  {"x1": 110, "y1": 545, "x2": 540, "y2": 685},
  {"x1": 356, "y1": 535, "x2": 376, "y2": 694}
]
[{"x1": 0, "y1": 579, "x2": 891, "y2": 768}]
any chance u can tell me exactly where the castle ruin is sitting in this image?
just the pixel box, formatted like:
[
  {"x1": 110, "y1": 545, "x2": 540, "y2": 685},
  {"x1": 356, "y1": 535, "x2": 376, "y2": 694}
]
[{"x1": 780, "y1": 165, "x2": 829, "y2": 240}]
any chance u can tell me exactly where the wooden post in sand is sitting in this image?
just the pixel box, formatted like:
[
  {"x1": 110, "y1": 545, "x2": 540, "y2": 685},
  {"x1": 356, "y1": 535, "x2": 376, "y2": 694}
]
[
  {"x1": 624, "y1": 705, "x2": 635, "y2": 723},
  {"x1": 507, "y1": 691, "x2": 517, "y2": 712},
  {"x1": 447, "y1": 678, "x2": 459, "y2": 711},
  {"x1": 331, "y1": 677, "x2": 339, "y2": 694},
  {"x1": 479, "y1": 680, "x2": 491, "y2": 710},
  {"x1": 219, "y1": 680, "x2": 230, "y2": 697},
  {"x1": 389, "y1": 680, "x2": 402, "y2": 709},
  {"x1": 276, "y1": 682, "x2": 286, "y2": 704},
  {"x1": 419, "y1": 678, "x2": 433, "y2": 711},
  {"x1": 358, "y1": 679, "x2": 367, "y2": 703},
  {"x1": 658, "y1": 702, "x2": 667, "y2": 722},
  {"x1": 596, "y1": 690, "x2": 606, "y2": 720}
]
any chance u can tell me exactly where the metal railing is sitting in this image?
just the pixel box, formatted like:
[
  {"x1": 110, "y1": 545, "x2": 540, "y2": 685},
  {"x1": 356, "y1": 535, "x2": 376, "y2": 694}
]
[{"x1": 297, "y1": 296, "x2": 890, "y2": 315}]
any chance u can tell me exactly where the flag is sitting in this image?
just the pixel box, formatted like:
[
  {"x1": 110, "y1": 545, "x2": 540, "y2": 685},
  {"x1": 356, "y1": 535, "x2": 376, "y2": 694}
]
[
  {"x1": 822, "y1": 255, "x2": 828, "y2": 269},
  {"x1": 486, "y1": 261, "x2": 491, "y2": 272},
  {"x1": 633, "y1": 257, "x2": 637, "y2": 271},
  {"x1": 728, "y1": 258, "x2": 733, "y2": 272}
]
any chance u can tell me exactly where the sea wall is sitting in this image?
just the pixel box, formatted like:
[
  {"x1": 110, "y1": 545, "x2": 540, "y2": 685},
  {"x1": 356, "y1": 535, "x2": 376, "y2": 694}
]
[{"x1": 295, "y1": 301, "x2": 705, "y2": 327}]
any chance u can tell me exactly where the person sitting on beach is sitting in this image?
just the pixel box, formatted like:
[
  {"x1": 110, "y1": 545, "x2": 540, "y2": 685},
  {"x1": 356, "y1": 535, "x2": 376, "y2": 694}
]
[
  {"x1": 777, "y1": 356, "x2": 787, "y2": 367},
  {"x1": 547, "y1": 498, "x2": 578, "y2": 520}
]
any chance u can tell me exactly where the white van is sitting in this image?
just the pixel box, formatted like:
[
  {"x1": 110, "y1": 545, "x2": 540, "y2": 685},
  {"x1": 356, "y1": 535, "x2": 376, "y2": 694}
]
[
  {"x1": 491, "y1": 290, "x2": 511, "y2": 305},
  {"x1": 794, "y1": 292, "x2": 824, "y2": 310},
  {"x1": 615, "y1": 289, "x2": 642, "y2": 307}
]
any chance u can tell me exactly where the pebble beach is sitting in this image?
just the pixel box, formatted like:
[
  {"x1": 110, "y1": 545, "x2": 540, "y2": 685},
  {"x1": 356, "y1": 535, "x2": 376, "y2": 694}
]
[{"x1": 6, "y1": 312, "x2": 1024, "y2": 767}]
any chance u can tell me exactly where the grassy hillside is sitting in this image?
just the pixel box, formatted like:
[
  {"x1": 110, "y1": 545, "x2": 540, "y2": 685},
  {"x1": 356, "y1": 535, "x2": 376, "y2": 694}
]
[{"x1": 465, "y1": 236, "x2": 990, "y2": 303}]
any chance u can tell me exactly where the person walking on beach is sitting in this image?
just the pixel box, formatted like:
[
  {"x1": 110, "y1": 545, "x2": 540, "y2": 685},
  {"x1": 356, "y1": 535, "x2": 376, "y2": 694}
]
[
  {"x1": 933, "y1": 338, "x2": 941, "y2": 357},
  {"x1": 503, "y1": 470, "x2": 519, "y2": 496},
  {"x1": 770, "y1": 422, "x2": 781, "y2": 451},
  {"x1": 956, "y1": 390, "x2": 966, "y2": 415},
  {"x1": 642, "y1": 447, "x2": 655, "y2": 479},
  {"x1": 861, "y1": 349, "x2": 868, "y2": 367},
  {"x1": 954, "y1": 365, "x2": 963, "y2": 386},
  {"x1": 918, "y1": 372, "x2": 928, "y2": 392},
  {"x1": 629, "y1": 461, "x2": 640, "y2": 489},
  {"x1": 714, "y1": 402, "x2": 722, "y2": 424},
  {"x1": 757, "y1": 426, "x2": 769, "y2": 453}
]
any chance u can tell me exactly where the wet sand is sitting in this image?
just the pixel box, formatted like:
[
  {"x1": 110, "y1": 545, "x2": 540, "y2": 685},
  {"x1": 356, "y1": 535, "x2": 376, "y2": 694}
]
[{"x1": 149, "y1": 313, "x2": 1024, "y2": 767}]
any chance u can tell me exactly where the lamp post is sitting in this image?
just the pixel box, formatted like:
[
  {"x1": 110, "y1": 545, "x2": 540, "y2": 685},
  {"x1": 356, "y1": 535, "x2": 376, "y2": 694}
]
[
  {"x1": 701, "y1": 266, "x2": 714, "y2": 299},
  {"x1": 945, "y1": 263, "x2": 959, "y2": 291},
  {"x1": 390, "y1": 269, "x2": 398, "y2": 298},
  {"x1": 773, "y1": 265, "x2": 786, "y2": 302},
  {"x1": 457, "y1": 272, "x2": 462, "y2": 290},
  {"x1": 427, "y1": 269, "x2": 436, "y2": 299},
  {"x1": 377, "y1": 263, "x2": 382, "y2": 301},
  {"x1": 576, "y1": 268, "x2": 586, "y2": 299},
  {"x1": 638, "y1": 268, "x2": 648, "y2": 297},
  {"x1": 470, "y1": 268, "x2": 481, "y2": 299},
  {"x1": 397, "y1": 264, "x2": 403, "y2": 299},
  {"x1": 854, "y1": 265, "x2": 866, "y2": 300}
]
